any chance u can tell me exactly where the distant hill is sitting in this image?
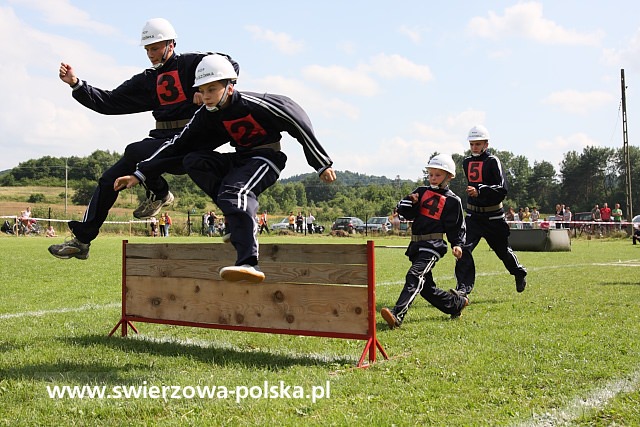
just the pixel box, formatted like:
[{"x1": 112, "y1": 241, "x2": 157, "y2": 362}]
[{"x1": 281, "y1": 170, "x2": 416, "y2": 186}]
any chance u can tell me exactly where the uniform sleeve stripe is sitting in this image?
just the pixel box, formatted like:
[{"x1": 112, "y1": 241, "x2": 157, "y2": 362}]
[{"x1": 242, "y1": 94, "x2": 331, "y2": 167}]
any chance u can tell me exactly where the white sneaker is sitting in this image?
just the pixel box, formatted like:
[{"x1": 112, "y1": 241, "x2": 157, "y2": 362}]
[
  {"x1": 219, "y1": 265, "x2": 265, "y2": 283},
  {"x1": 133, "y1": 191, "x2": 174, "y2": 219}
]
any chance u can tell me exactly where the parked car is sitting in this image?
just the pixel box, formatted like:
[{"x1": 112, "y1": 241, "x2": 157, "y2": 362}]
[
  {"x1": 364, "y1": 216, "x2": 392, "y2": 233},
  {"x1": 632, "y1": 215, "x2": 640, "y2": 244},
  {"x1": 331, "y1": 217, "x2": 365, "y2": 233},
  {"x1": 271, "y1": 217, "x2": 291, "y2": 231},
  {"x1": 573, "y1": 212, "x2": 592, "y2": 222}
]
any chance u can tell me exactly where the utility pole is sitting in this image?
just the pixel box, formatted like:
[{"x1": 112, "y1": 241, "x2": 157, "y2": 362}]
[
  {"x1": 65, "y1": 158, "x2": 68, "y2": 214},
  {"x1": 621, "y1": 69, "x2": 633, "y2": 221}
]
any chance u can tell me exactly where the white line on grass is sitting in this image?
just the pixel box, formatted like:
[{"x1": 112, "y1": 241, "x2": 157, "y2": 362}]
[
  {"x1": 516, "y1": 370, "x2": 640, "y2": 427},
  {"x1": 0, "y1": 302, "x2": 119, "y2": 320},
  {"x1": 376, "y1": 259, "x2": 640, "y2": 287}
]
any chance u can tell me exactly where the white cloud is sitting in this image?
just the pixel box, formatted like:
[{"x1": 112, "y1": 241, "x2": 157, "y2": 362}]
[
  {"x1": 8, "y1": 0, "x2": 119, "y2": 36},
  {"x1": 364, "y1": 53, "x2": 433, "y2": 82},
  {"x1": 302, "y1": 54, "x2": 432, "y2": 96},
  {"x1": 398, "y1": 25, "x2": 423, "y2": 44},
  {"x1": 244, "y1": 25, "x2": 304, "y2": 54},
  {"x1": 602, "y1": 27, "x2": 640, "y2": 72},
  {"x1": 248, "y1": 75, "x2": 360, "y2": 120},
  {"x1": 302, "y1": 65, "x2": 379, "y2": 96},
  {"x1": 468, "y1": 2, "x2": 604, "y2": 46},
  {"x1": 535, "y1": 132, "x2": 597, "y2": 159},
  {"x1": 0, "y1": 6, "x2": 147, "y2": 170},
  {"x1": 542, "y1": 90, "x2": 615, "y2": 114},
  {"x1": 488, "y1": 48, "x2": 512, "y2": 59},
  {"x1": 337, "y1": 41, "x2": 357, "y2": 55}
]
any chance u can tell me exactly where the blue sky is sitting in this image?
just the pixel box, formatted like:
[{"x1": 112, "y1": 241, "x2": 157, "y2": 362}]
[{"x1": 2, "y1": 0, "x2": 640, "y2": 180}]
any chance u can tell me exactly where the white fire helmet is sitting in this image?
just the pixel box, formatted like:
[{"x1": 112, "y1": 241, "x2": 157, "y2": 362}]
[
  {"x1": 140, "y1": 18, "x2": 177, "y2": 46},
  {"x1": 467, "y1": 125, "x2": 490, "y2": 141},
  {"x1": 193, "y1": 55, "x2": 238, "y2": 88},
  {"x1": 427, "y1": 154, "x2": 456, "y2": 178}
]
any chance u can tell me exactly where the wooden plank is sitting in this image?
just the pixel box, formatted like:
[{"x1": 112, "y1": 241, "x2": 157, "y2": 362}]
[
  {"x1": 125, "y1": 259, "x2": 367, "y2": 285},
  {"x1": 125, "y1": 243, "x2": 368, "y2": 265},
  {"x1": 125, "y1": 243, "x2": 236, "y2": 263},
  {"x1": 125, "y1": 276, "x2": 369, "y2": 335}
]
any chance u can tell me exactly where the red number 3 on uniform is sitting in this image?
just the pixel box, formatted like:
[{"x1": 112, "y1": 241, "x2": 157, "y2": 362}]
[
  {"x1": 419, "y1": 190, "x2": 446, "y2": 220},
  {"x1": 156, "y1": 70, "x2": 187, "y2": 105}
]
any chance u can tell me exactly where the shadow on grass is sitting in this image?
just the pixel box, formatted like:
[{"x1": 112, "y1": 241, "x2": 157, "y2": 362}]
[
  {"x1": 597, "y1": 280, "x2": 640, "y2": 286},
  {"x1": 65, "y1": 333, "x2": 355, "y2": 370}
]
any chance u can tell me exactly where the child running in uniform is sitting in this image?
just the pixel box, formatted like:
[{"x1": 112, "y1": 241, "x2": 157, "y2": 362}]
[
  {"x1": 381, "y1": 154, "x2": 469, "y2": 328},
  {"x1": 114, "y1": 54, "x2": 336, "y2": 283}
]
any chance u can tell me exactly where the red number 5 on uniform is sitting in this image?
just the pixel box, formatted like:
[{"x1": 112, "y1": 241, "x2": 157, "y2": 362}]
[{"x1": 467, "y1": 161, "x2": 483, "y2": 183}]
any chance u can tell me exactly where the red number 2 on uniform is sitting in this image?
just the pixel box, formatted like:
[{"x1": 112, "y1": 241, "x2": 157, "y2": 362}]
[
  {"x1": 419, "y1": 190, "x2": 445, "y2": 220},
  {"x1": 467, "y1": 161, "x2": 483, "y2": 183},
  {"x1": 223, "y1": 114, "x2": 267, "y2": 146}
]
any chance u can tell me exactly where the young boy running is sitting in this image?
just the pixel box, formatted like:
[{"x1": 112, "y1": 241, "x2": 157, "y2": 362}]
[{"x1": 381, "y1": 154, "x2": 469, "y2": 328}]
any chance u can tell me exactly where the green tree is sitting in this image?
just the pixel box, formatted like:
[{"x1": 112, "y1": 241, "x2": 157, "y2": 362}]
[
  {"x1": 526, "y1": 161, "x2": 558, "y2": 213},
  {"x1": 71, "y1": 179, "x2": 96, "y2": 205}
]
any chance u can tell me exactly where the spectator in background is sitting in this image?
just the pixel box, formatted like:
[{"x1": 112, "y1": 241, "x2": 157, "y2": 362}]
[
  {"x1": 164, "y1": 212, "x2": 172, "y2": 236},
  {"x1": 46, "y1": 225, "x2": 57, "y2": 238},
  {"x1": 390, "y1": 207, "x2": 401, "y2": 232},
  {"x1": 295, "y1": 212, "x2": 304, "y2": 233},
  {"x1": 531, "y1": 206, "x2": 540, "y2": 228},
  {"x1": 612, "y1": 203, "x2": 623, "y2": 230},
  {"x1": 521, "y1": 206, "x2": 531, "y2": 229},
  {"x1": 259, "y1": 211, "x2": 270, "y2": 235},
  {"x1": 20, "y1": 207, "x2": 36, "y2": 228},
  {"x1": 202, "y1": 212, "x2": 209, "y2": 236},
  {"x1": 516, "y1": 207, "x2": 524, "y2": 229},
  {"x1": 158, "y1": 213, "x2": 166, "y2": 237},
  {"x1": 540, "y1": 217, "x2": 550, "y2": 230},
  {"x1": 506, "y1": 207, "x2": 515, "y2": 221},
  {"x1": 207, "y1": 211, "x2": 218, "y2": 237},
  {"x1": 591, "y1": 203, "x2": 602, "y2": 236},
  {"x1": 150, "y1": 216, "x2": 158, "y2": 237},
  {"x1": 600, "y1": 202, "x2": 612, "y2": 233},
  {"x1": 555, "y1": 204, "x2": 565, "y2": 229},
  {"x1": 288, "y1": 212, "x2": 295, "y2": 232},
  {"x1": 563, "y1": 206, "x2": 572, "y2": 229},
  {"x1": 306, "y1": 212, "x2": 315, "y2": 234}
]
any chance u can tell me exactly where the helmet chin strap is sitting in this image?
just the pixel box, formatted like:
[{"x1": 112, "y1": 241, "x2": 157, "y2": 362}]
[
  {"x1": 152, "y1": 41, "x2": 172, "y2": 70},
  {"x1": 429, "y1": 177, "x2": 450, "y2": 190},
  {"x1": 205, "y1": 81, "x2": 232, "y2": 112}
]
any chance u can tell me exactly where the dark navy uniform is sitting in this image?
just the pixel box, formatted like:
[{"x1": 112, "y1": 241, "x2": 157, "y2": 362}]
[
  {"x1": 386, "y1": 185, "x2": 468, "y2": 324},
  {"x1": 68, "y1": 52, "x2": 238, "y2": 244},
  {"x1": 134, "y1": 90, "x2": 333, "y2": 267},
  {"x1": 454, "y1": 150, "x2": 527, "y2": 294}
]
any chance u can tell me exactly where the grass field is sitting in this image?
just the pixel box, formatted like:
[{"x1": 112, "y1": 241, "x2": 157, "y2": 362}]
[{"x1": 0, "y1": 233, "x2": 639, "y2": 426}]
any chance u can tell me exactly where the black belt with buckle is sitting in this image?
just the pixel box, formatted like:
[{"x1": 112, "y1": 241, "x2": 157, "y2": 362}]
[
  {"x1": 411, "y1": 233, "x2": 444, "y2": 242},
  {"x1": 156, "y1": 119, "x2": 191, "y2": 130},
  {"x1": 467, "y1": 202, "x2": 503, "y2": 213}
]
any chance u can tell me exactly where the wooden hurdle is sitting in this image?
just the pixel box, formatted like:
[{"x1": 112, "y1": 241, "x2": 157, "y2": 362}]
[{"x1": 109, "y1": 240, "x2": 388, "y2": 367}]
